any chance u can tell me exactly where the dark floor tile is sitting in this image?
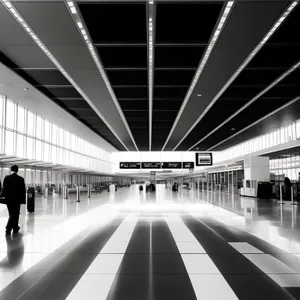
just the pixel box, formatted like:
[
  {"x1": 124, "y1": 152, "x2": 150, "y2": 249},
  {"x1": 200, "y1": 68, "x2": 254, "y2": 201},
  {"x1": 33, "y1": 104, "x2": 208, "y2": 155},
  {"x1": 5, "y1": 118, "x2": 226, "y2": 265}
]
[
  {"x1": 286, "y1": 287, "x2": 300, "y2": 300},
  {"x1": 183, "y1": 215, "x2": 295, "y2": 300},
  {"x1": 16, "y1": 273, "x2": 82, "y2": 300},
  {"x1": 118, "y1": 253, "x2": 187, "y2": 274},
  {"x1": 107, "y1": 274, "x2": 197, "y2": 300},
  {"x1": 0, "y1": 217, "x2": 123, "y2": 299},
  {"x1": 225, "y1": 274, "x2": 295, "y2": 300}
]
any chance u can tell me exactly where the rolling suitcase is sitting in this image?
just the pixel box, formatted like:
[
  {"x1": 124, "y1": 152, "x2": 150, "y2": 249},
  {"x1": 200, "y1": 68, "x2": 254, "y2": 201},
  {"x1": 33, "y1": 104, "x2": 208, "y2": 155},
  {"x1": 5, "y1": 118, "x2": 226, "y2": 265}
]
[{"x1": 27, "y1": 187, "x2": 35, "y2": 213}]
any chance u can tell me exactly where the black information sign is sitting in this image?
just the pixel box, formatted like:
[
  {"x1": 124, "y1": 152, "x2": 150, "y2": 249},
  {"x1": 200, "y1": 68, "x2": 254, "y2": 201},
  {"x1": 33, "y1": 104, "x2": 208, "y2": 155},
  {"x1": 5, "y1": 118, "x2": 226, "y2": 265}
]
[
  {"x1": 183, "y1": 162, "x2": 194, "y2": 169},
  {"x1": 119, "y1": 162, "x2": 141, "y2": 169},
  {"x1": 161, "y1": 162, "x2": 182, "y2": 169},
  {"x1": 141, "y1": 162, "x2": 162, "y2": 169},
  {"x1": 195, "y1": 153, "x2": 213, "y2": 166}
]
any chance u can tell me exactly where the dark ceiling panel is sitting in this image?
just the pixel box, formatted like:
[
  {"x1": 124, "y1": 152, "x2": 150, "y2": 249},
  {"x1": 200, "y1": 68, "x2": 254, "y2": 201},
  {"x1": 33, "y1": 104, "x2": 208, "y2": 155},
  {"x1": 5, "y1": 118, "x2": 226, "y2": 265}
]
[
  {"x1": 153, "y1": 100, "x2": 182, "y2": 111},
  {"x1": 213, "y1": 99, "x2": 300, "y2": 152},
  {"x1": 120, "y1": 100, "x2": 148, "y2": 111},
  {"x1": 58, "y1": 100, "x2": 91, "y2": 109},
  {"x1": 195, "y1": 68, "x2": 300, "y2": 150},
  {"x1": 0, "y1": 51, "x2": 125, "y2": 151},
  {"x1": 96, "y1": 47, "x2": 147, "y2": 68},
  {"x1": 79, "y1": 2, "x2": 146, "y2": 43},
  {"x1": 154, "y1": 87, "x2": 188, "y2": 99},
  {"x1": 114, "y1": 87, "x2": 148, "y2": 99},
  {"x1": 155, "y1": 46, "x2": 206, "y2": 68},
  {"x1": 178, "y1": 2, "x2": 300, "y2": 152},
  {"x1": 153, "y1": 1, "x2": 224, "y2": 150},
  {"x1": 106, "y1": 70, "x2": 147, "y2": 85},
  {"x1": 154, "y1": 70, "x2": 196, "y2": 85},
  {"x1": 24, "y1": 69, "x2": 70, "y2": 85},
  {"x1": 46, "y1": 87, "x2": 82, "y2": 98},
  {"x1": 176, "y1": 99, "x2": 249, "y2": 151},
  {"x1": 163, "y1": 1, "x2": 291, "y2": 151},
  {"x1": 79, "y1": 1, "x2": 148, "y2": 150},
  {"x1": 249, "y1": 44, "x2": 300, "y2": 69},
  {"x1": 156, "y1": 2, "x2": 222, "y2": 43}
]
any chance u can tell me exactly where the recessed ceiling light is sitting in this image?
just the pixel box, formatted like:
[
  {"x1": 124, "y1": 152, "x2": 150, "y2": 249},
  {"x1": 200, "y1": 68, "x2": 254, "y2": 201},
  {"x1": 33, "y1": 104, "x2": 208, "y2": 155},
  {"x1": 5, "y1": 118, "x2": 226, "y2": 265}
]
[
  {"x1": 197, "y1": 93, "x2": 202, "y2": 97},
  {"x1": 24, "y1": 87, "x2": 29, "y2": 91},
  {"x1": 196, "y1": 147, "x2": 199, "y2": 150}
]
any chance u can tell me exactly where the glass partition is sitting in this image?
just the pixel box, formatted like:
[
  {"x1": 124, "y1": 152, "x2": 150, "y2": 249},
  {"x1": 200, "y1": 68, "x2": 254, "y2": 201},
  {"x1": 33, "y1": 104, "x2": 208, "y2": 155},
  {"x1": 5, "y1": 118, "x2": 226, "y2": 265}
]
[{"x1": 0, "y1": 93, "x2": 113, "y2": 173}]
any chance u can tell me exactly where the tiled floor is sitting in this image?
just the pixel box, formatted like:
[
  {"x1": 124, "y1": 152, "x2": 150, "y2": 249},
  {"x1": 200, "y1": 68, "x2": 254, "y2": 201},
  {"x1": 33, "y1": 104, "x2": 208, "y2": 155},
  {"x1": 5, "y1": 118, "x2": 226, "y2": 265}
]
[{"x1": 1, "y1": 185, "x2": 300, "y2": 299}]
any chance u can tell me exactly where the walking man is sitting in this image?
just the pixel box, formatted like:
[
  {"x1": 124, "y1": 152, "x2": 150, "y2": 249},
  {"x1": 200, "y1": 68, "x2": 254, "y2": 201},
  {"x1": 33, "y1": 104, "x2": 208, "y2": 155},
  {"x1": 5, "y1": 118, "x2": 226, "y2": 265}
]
[{"x1": 1, "y1": 165, "x2": 26, "y2": 235}]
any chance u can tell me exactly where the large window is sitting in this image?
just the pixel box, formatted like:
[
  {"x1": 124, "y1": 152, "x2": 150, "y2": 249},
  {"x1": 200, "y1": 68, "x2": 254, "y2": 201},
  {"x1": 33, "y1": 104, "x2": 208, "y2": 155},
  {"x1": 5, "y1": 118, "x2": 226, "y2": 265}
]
[
  {"x1": 36, "y1": 116, "x2": 43, "y2": 139},
  {"x1": 6, "y1": 101, "x2": 15, "y2": 130},
  {"x1": 215, "y1": 121, "x2": 300, "y2": 164},
  {"x1": 27, "y1": 111, "x2": 34, "y2": 137},
  {"x1": 5, "y1": 130, "x2": 14, "y2": 155},
  {"x1": 0, "y1": 93, "x2": 113, "y2": 173},
  {"x1": 270, "y1": 154, "x2": 300, "y2": 180}
]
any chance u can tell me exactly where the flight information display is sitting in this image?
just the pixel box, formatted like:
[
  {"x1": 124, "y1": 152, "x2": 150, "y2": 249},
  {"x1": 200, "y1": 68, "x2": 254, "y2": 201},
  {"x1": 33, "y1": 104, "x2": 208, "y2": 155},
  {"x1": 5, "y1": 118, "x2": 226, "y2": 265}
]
[
  {"x1": 183, "y1": 162, "x2": 194, "y2": 169},
  {"x1": 119, "y1": 162, "x2": 141, "y2": 169},
  {"x1": 141, "y1": 162, "x2": 162, "y2": 169},
  {"x1": 161, "y1": 162, "x2": 182, "y2": 169},
  {"x1": 195, "y1": 153, "x2": 213, "y2": 166},
  {"x1": 119, "y1": 162, "x2": 197, "y2": 169}
]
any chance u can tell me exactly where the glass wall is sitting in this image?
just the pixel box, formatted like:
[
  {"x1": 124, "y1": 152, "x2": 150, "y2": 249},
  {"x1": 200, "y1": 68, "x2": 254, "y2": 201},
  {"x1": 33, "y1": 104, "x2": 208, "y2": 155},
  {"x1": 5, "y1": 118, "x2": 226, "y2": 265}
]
[
  {"x1": 0, "y1": 94, "x2": 113, "y2": 173},
  {"x1": 270, "y1": 154, "x2": 300, "y2": 181},
  {"x1": 214, "y1": 120, "x2": 300, "y2": 164}
]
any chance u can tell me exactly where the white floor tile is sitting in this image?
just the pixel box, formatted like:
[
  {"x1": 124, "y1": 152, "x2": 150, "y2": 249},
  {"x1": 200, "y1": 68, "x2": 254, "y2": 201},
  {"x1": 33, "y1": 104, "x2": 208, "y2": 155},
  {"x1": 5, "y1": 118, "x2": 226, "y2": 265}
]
[
  {"x1": 166, "y1": 215, "x2": 238, "y2": 299},
  {"x1": 0, "y1": 253, "x2": 47, "y2": 273},
  {"x1": 66, "y1": 274, "x2": 116, "y2": 300},
  {"x1": 189, "y1": 274, "x2": 239, "y2": 300},
  {"x1": 229, "y1": 242, "x2": 263, "y2": 254},
  {"x1": 0, "y1": 272, "x2": 24, "y2": 290},
  {"x1": 175, "y1": 241, "x2": 206, "y2": 253},
  {"x1": 269, "y1": 274, "x2": 300, "y2": 287},
  {"x1": 66, "y1": 216, "x2": 137, "y2": 299},
  {"x1": 84, "y1": 254, "x2": 123, "y2": 274},
  {"x1": 181, "y1": 254, "x2": 220, "y2": 274},
  {"x1": 244, "y1": 254, "x2": 295, "y2": 274}
]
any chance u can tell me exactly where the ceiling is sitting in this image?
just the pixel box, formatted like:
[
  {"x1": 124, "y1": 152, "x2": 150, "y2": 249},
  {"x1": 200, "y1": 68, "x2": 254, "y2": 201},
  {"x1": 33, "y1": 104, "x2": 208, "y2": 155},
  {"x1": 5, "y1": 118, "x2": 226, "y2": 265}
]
[{"x1": 0, "y1": 0, "x2": 299, "y2": 152}]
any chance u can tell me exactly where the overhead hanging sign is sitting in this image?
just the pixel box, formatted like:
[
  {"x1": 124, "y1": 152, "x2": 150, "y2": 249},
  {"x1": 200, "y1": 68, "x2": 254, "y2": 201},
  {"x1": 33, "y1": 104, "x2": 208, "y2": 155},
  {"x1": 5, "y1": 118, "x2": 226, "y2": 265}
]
[
  {"x1": 161, "y1": 162, "x2": 182, "y2": 169},
  {"x1": 195, "y1": 153, "x2": 213, "y2": 166},
  {"x1": 183, "y1": 162, "x2": 194, "y2": 169},
  {"x1": 119, "y1": 162, "x2": 141, "y2": 169},
  {"x1": 141, "y1": 162, "x2": 162, "y2": 169}
]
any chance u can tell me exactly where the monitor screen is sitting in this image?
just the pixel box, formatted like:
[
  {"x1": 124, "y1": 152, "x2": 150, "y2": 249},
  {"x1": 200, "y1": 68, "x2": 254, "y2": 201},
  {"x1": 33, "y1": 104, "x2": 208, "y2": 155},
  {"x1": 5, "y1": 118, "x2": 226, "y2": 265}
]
[{"x1": 195, "y1": 153, "x2": 213, "y2": 166}]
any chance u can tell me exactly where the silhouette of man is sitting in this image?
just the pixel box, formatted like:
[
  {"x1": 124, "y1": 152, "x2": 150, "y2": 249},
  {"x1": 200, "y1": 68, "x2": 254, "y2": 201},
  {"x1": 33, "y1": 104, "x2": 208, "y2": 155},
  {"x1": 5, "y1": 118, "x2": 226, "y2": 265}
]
[{"x1": 2, "y1": 165, "x2": 26, "y2": 235}]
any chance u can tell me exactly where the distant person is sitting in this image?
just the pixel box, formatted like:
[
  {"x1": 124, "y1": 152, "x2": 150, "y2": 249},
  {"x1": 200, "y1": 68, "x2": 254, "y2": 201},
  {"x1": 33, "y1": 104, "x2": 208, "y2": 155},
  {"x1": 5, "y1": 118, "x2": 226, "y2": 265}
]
[{"x1": 1, "y1": 165, "x2": 26, "y2": 235}]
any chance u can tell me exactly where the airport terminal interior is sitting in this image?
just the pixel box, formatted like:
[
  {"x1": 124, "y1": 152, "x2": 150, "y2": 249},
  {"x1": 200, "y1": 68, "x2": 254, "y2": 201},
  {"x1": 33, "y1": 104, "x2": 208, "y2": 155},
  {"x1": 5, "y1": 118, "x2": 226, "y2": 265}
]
[{"x1": 1, "y1": 0, "x2": 300, "y2": 299}]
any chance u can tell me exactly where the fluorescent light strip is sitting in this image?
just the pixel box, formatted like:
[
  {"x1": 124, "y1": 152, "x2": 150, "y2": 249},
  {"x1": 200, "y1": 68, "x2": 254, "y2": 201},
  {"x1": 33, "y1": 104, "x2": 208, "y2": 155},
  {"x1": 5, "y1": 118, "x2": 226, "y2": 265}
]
[
  {"x1": 148, "y1": 10, "x2": 154, "y2": 151},
  {"x1": 1, "y1": 0, "x2": 129, "y2": 152},
  {"x1": 207, "y1": 95, "x2": 300, "y2": 151},
  {"x1": 178, "y1": 0, "x2": 299, "y2": 151},
  {"x1": 188, "y1": 61, "x2": 300, "y2": 151},
  {"x1": 161, "y1": 1, "x2": 234, "y2": 151},
  {"x1": 64, "y1": 1, "x2": 139, "y2": 152}
]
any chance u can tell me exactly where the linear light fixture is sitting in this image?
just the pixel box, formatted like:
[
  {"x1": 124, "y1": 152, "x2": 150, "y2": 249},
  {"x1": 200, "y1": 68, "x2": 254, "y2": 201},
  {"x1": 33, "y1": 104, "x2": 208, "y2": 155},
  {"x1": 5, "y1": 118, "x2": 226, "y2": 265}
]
[
  {"x1": 161, "y1": 1, "x2": 235, "y2": 151},
  {"x1": 180, "y1": 0, "x2": 299, "y2": 151},
  {"x1": 188, "y1": 59, "x2": 300, "y2": 151},
  {"x1": 207, "y1": 95, "x2": 300, "y2": 151},
  {"x1": 1, "y1": 0, "x2": 129, "y2": 151},
  {"x1": 148, "y1": 3, "x2": 155, "y2": 151},
  {"x1": 64, "y1": 0, "x2": 139, "y2": 151}
]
